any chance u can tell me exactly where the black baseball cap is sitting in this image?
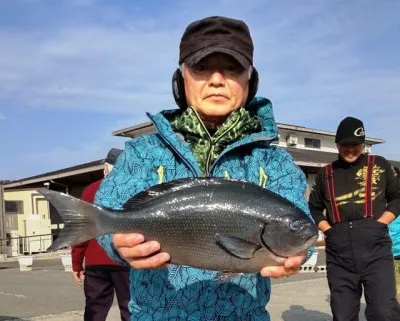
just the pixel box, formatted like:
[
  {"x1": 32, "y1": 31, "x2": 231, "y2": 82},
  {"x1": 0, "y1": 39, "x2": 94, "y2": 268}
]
[
  {"x1": 335, "y1": 117, "x2": 366, "y2": 145},
  {"x1": 105, "y1": 148, "x2": 123, "y2": 165},
  {"x1": 179, "y1": 16, "x2": 254, "y2": 68}
]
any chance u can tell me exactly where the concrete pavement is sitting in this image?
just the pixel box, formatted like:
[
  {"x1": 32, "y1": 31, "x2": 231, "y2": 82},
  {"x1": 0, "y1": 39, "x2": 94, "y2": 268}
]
[
  {"x1": 0, "y1": 256, "x2": 368, "y2": 321},
  {"x1": 269, "y1": 277, "x2": 366, "y2": 321}
]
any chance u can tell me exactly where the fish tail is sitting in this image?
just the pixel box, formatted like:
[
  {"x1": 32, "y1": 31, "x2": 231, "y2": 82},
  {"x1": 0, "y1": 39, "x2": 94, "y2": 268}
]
[{"x1": 37, "y1": 189, "x2": 108, "y2": 252}]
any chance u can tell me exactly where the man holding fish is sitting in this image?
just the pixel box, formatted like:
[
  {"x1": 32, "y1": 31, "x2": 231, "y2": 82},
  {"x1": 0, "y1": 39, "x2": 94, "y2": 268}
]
[
  {"x1": 96, "y1": 15, "x2": 318, "y2": 320},
  {"x1": 41, "y1": 16, "x2": 318, "y2": 320}
]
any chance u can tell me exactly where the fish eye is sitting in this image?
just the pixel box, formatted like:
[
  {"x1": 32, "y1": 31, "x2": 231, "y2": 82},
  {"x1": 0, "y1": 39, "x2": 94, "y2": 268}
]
[{"x1": 289, "y1": 220, "x2": 304, "y2": 231}]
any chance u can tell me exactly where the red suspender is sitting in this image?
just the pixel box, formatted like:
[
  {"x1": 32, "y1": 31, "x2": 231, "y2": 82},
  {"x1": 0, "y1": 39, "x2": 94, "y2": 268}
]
[
  {"x1": 364, "y1": 155, "x2": 375, "y2": 218},
  {"x1": 325, "y1": 155, "x2": 376, "y2": 224},
  {"x1": 325, "y1": 164, "x2": 341, "y2": 223}
]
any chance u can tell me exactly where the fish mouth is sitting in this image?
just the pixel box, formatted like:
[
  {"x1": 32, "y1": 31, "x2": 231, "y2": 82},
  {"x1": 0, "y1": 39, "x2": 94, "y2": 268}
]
[{"x1": 304, "y1": 234, "x2": 318, "y2": 249}]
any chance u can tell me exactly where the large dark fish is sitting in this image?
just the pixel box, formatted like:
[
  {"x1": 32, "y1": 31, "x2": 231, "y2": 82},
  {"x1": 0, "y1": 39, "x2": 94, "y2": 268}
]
[{"x1": 38, "y1": 177, "x2": 318, "y2": 273}]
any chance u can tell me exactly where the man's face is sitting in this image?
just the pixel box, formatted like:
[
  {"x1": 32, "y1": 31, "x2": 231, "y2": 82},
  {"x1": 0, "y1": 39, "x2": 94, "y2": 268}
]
[
  {"x1": 183, "y1": 53, "x2": 250, "y2": 124},
  {"x1": 103, "y1": 163, "x2": 113, "y2": 177},
  {"x1": 337, "y1": 143, "x2": 364, "y2": 163}
]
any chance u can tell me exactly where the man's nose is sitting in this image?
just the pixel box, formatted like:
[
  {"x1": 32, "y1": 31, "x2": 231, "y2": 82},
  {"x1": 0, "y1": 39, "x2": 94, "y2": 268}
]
[{"x1": 209, "y1": 70, "x2": 225, "y2": 86}]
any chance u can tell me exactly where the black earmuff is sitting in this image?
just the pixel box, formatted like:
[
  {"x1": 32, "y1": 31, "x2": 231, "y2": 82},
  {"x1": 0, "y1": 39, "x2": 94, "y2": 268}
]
[
  {"x1": 172, "y1": 68, "x2": 187, "y2": 110},
  {"x1": 246, "y1": 67, "x2": 259, "y2": 106},
  {"x1": 172, "y1": 66, "x2": 259, "y2": 110}
]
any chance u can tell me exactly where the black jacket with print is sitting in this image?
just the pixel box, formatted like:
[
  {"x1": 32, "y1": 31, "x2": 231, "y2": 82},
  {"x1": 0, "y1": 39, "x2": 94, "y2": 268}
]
[{"x1": 309, "y1": 153, "x2": 400, "y2": 226}]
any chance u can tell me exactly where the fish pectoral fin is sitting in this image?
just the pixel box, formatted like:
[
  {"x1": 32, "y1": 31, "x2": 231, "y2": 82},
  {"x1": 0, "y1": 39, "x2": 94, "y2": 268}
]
[{"x1": 215, "y1": 234, "x2": 261, "y2": 259}]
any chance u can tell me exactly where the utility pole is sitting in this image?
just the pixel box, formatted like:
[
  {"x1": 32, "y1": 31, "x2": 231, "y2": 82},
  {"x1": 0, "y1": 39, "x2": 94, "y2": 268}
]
[{"x1": 0, "y1": 185, "x2": 6, "y2": 256}]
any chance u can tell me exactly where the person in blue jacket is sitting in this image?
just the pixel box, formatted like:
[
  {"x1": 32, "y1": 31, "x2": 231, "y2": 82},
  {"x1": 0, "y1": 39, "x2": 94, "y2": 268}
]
[
  {"x1": 389, "y1": 166, "x2": 400, "y2": 300},
  {"x1": 94, "y1": 16, "x2": 315, "y2": 320}
]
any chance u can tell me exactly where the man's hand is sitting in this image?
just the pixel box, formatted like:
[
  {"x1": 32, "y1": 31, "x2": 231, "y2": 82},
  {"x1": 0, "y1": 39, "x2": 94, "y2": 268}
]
[
  {"x1": 377, "y1": 211, "x2": 396, "y2": 225},
  {"x1": 73, "y1": 270, "x2": 85, "y2": 286},
  {"x1": 113, "y1": 233, "x2": 170, "y2": 269},
  {"x1": 260, "y1": 251, "x2": 307, "y2": 278},
  {"x1": 317, "y1": 220, "x2": 332, "y2": 234}
]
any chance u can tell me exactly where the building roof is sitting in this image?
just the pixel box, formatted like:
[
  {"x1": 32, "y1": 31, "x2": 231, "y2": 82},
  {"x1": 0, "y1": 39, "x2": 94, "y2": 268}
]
[
  {"x1": 112, "y1": 121, "x2": 155, "y2": 138},
  {"x1": 3, "y1": 160, "x2": 104, "y2": 189},
  {"x1": 285, "y1": 147, "x2": 337, "y2": 167},
  {"x1": 3, "y1": 147, "x2": 398, "y2": 190},
  {"x1": 285, "y1": 147, "x2": 400, "y2": 170},
  {"x1": 112, "y1": 121, "x2": 398, "y2": 169},
  {"x1": 278, "y1": 123, "x2": 384, "y2": 144},
  {"x1": 112, "y1": 121, "x2": 384, "y2": 144}
]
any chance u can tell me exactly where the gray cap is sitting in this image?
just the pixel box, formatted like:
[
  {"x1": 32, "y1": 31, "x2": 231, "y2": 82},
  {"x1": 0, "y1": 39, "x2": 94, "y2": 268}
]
[{"x1": 105, "y1": 148, "x2": 123, "y2": 165}]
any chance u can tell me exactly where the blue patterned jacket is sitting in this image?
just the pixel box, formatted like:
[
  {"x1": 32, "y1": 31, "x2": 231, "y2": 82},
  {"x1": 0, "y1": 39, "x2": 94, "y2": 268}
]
[
  {"x1": 95, "y1": 97, "x2": 314, "y2": 320},
  {"x1": 389, "y1": 216, "x2": 400, "y2": 258}
]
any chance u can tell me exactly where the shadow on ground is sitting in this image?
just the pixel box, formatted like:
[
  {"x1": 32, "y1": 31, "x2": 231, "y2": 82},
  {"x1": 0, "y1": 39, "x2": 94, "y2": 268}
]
[
  {"x1": 0, "y1": 317, "x2": 28, "y2": 321},
  {"x1": 323, "y1": 295, "x2": 367, "y2": 320},
  {"x1": 281, "y1": 305, "x2": 332, "y2": 320},
  {"x1": 281, "y1": 295, "x2": 367, "y2": 321}
]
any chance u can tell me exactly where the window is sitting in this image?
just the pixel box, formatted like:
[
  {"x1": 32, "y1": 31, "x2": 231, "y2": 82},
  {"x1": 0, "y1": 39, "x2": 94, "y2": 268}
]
[
  {"x1": 5, "y1": 233, "x2": 11, "y2": 246},
  {"x1": 5, "y1": 200, "x2": 24, "y2": 214},
  {"x1": 304, "y1": 138, "x2": 321, "y2": 149}
]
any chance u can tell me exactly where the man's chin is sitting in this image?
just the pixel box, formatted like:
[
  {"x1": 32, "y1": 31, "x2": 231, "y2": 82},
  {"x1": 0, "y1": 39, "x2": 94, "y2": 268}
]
[
  {"x1": 344, "y1": 156, "x2": 358, "y2": 163},
  {"x1": 202, "y1": 103, "x2": 238, "y2": 115}
]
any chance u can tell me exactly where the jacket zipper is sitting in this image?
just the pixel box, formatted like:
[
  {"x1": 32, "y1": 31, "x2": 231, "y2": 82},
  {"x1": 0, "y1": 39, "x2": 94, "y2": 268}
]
[{"x1": 151, "y1": 121, "x2": 200, "y2": 177}]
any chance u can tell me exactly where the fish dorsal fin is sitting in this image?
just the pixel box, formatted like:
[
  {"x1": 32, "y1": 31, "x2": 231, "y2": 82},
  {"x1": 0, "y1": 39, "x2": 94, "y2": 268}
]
[
  {"x1": 122, "y1": 177, "x2": 210, "y2": 210},
  {"x1": 215, "y1": 234, "x2": 261, "y2": 260}
]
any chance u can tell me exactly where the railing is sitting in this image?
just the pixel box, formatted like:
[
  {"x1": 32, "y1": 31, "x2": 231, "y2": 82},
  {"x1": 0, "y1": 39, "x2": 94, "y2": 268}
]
[{"x1": 0, "y1": 233, "x2": 54, "y2": 256}]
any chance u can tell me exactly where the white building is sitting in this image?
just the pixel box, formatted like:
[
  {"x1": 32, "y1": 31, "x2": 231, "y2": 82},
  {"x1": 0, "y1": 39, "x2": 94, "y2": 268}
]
[
  {"x1": 275, "y1": 123, "x2": 379, "y2": 154},
  {"x1": 111, "y1": 121, "x2": 393, "y2": 198}
]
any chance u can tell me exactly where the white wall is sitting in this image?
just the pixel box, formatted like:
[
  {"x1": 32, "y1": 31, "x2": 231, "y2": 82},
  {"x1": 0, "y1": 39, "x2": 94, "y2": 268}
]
[
  {"x1": 305, "y1": 173, "x2": 317, "y2": 200},
  {"x1": 277, "y1": 129, "x2": 372, "y2": 154}
]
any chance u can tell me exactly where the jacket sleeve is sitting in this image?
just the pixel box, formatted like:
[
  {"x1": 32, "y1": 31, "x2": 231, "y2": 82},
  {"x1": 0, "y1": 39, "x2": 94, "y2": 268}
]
[
  {"x1": 71, "y1": 182, "x2": 97, "y2": 271},
  {"x1": 384, "y1": 158, "x2": 400, "y2": 217},
  {"x1": 94, "y1": 138, "x2": 154, "y2": 266},
  {"x1": 267, "y1": 148, "x2": 316, "y2": 264},
  {"x1": 71, "y1": 241, "x2": 88, "y2": 272},
  {"x1": 308, "y1": 168, "x2": 328, "y2": 226}
]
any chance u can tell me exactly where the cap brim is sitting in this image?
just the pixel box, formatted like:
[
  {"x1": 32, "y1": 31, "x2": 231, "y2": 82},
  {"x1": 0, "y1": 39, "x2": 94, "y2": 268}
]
[
  {"x1": 184, "y1": 47, "x2": 251, "y2": 69},
  {"x1": 336, "y1": 137, "x2": 365, "y2": 145}
]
